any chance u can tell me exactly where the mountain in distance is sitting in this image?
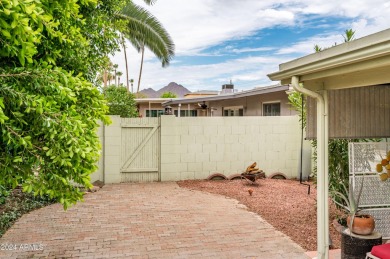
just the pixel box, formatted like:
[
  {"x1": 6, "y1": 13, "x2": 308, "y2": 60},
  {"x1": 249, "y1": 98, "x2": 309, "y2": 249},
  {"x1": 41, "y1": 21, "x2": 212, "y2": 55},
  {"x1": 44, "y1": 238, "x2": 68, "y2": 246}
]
[
  {"x1": 138, "y1": 88, "x2": 159, "y2": 98},
  {"x1": 138, "y1": 82, "x2": 191, "y2": 98}
]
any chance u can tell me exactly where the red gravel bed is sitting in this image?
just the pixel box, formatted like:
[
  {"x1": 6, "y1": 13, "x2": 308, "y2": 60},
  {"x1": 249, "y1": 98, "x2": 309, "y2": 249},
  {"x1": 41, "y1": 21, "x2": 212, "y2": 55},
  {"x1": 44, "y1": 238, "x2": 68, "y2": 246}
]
[{"x1": 177, "y1": 178, "x2": 345, "y2": 251}]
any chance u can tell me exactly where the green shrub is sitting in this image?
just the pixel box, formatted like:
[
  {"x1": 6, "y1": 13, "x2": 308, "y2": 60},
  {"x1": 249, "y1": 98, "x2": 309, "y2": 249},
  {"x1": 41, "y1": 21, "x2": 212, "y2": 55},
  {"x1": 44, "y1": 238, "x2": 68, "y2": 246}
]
[
  {"x1": 103, "y1": 86, "x2": 138, "y2": 118},
  {"x1": 0, "y1": 187, "x2": 55, "y2": 237}
]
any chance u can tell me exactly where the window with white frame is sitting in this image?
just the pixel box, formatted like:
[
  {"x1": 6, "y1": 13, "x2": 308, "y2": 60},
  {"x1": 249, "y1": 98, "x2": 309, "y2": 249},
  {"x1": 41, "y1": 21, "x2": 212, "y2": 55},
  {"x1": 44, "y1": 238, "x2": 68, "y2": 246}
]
[
  {"x1": 223, "y1": 106, "x2": 244, "y2": 116},
  {"x1": 263, "y1": 102, "x2": 280, "y2": 116},
  {"x1": 174, "y1": 110, "x2": 198, "y2": 117},
  {"x1": 146, "y1": 110, "x2": 164, "y2": 117}
]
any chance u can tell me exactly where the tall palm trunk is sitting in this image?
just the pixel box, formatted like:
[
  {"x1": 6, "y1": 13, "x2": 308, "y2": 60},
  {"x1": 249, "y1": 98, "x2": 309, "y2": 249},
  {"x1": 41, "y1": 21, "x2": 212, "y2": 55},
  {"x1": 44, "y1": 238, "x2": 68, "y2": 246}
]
[
  {"x1": 114, "y1": 69, "x2": 117, "y2": 86},
  {"x1": 103, "y1": 70, "x2": 108, "y2": 87},
  {"x1": 122, "y1": 36, "x2": 130, "y2": 92},
  {"x1": 137, "y1": 43, "x2": 145, "y2": 93}
]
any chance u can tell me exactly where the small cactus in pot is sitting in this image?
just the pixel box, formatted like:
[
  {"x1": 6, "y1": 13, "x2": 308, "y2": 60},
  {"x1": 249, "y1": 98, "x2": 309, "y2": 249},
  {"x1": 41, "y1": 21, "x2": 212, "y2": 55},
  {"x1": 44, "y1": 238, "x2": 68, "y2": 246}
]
[{"x1": 330, "y1": 176, "x2": 375, "y2": 235}]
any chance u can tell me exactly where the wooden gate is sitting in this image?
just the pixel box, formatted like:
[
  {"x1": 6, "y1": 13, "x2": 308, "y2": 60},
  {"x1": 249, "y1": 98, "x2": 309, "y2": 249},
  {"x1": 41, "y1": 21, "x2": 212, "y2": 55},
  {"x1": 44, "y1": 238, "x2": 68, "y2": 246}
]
[{"x1": 120, "y1": 118, "x2": 160, "y2": 182}]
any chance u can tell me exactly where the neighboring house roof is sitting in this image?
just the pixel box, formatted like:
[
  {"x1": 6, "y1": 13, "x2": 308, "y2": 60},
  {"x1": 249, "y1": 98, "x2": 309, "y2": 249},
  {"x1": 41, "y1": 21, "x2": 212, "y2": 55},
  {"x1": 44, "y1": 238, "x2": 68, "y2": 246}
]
[
  {"x1": 184, "y1": 91, "x2": 219, "y2": 97},
  {"x1": 162, "y1": 84, "x2": 289, "y2": 106},
  {"x1": 268, "y1": 28, "x2": 390, "y2": 90},
  {"x1": 135, "y1": 98, "x2": 179, "y2": 104}
]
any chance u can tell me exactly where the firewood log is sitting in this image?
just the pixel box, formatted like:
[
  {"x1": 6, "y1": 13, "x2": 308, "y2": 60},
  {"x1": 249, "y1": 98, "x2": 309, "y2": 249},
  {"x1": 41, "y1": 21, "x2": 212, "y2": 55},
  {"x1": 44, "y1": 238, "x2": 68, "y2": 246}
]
[{"x1": 246, "y1": 162, "x2": 257, "y2": 172}]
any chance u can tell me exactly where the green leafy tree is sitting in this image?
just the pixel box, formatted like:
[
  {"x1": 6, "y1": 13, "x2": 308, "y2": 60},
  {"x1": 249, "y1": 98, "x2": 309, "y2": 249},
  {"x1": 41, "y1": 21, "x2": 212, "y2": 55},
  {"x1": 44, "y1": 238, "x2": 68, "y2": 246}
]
[
  {"x1": 1, "y1": 0, "x2": 174, "y2": 209},
  {"x1": 103, "y1": 86, "x2": 138, "y2": 118},
  {"x1": 0, "y1": 0, "x2": 133, "y2": 209},
  {"x1": 160, "y1": 92, "x2": 177, "y2": 98},
  {"x1": 0, "y1": 67, "x2": 110, "y2": 209},
  {"x1": 287, "y1": 91, "x2": 306, "y2": 127},
  {"x1": 134, "y1": 92, "x2": 147, "y2": 99}
]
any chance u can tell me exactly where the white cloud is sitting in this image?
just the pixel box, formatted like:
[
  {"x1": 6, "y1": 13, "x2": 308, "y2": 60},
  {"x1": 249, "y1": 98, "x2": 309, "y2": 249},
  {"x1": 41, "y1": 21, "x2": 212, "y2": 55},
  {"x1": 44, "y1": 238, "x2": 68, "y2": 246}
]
[
  {"x1": 115, "y1": 54, "x2": 291, "y2": 92},
  {"x1": 133, "y1": 0, "x2": 295, "y2": 54},
  {"x1": 276, "y1": 34, "x2": 341, "y2": 55},
  {"x1": 112, "y1": 0, "x2": 390, "y2": 92},
  {"x1": 232, "y1": 47, "x2": 276, "y2": 53}
]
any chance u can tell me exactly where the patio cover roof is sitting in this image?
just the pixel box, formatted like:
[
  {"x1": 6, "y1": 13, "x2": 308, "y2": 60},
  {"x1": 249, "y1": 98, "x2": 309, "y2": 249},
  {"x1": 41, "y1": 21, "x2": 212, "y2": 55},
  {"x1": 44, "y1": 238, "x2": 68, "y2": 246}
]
[
  {"x1": 267, "y1": 28, "x2": 390, "y2": 259},
  {"x1": 268, "y1": 28, "x2": 390, "y2": 90}
]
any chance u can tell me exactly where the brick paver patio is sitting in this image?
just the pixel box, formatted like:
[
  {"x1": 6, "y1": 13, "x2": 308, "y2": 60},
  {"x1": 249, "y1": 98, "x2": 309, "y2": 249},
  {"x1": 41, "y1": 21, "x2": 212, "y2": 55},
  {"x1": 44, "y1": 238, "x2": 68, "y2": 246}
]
[{"x1": 0, "y1": 182, "x2": 309, "y2": 258}]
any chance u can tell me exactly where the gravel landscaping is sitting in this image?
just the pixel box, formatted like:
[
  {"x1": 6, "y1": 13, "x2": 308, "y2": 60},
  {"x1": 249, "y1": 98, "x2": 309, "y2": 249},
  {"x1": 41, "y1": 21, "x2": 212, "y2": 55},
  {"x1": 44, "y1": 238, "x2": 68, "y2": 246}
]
[{"x1": 177, "y1": 178, "x2": 345, "y2": 251}]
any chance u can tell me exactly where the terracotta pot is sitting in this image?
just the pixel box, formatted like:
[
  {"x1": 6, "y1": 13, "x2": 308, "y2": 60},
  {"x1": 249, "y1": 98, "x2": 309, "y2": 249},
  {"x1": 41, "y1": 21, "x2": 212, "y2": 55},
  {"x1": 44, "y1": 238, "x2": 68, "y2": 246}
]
[{"x1": 347, "y1": 214, "x2": 375, "y2": 235}]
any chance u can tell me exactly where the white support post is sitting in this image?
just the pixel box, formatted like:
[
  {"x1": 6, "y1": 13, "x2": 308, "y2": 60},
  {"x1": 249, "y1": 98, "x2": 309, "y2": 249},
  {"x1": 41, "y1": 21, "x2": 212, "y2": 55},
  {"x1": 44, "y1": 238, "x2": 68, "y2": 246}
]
[
  {"x1": 316, "y1": 90, "x2": 329, "y2": 259},
  {"x1": 291, "y1": 76, "x2": 329, "y2": 259},
  {"x1": 324, "y1": 90, "x2": 329, "y2": 259}
]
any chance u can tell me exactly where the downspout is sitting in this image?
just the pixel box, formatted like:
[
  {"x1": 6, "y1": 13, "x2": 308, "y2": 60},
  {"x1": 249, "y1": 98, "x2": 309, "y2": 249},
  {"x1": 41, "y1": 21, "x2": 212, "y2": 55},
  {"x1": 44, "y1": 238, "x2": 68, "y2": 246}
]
[
  {"x1": 299, "y1": 94, "x2": 311, "y2": 195},
  {"x1": 291, "y1": 76, "x2": 329, "y2": 259}
]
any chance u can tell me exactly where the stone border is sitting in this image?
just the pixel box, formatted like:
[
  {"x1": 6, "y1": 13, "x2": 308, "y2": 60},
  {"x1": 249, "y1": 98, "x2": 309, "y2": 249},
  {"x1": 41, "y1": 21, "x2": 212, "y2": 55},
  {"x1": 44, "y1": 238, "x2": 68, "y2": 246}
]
[
  {"x1": 207, "y1": 173, "x2": 228, "y2": 180},
  {"x1": 227, "y1": 174, "x2": 242, "y2": 180},
  {"x1": 268, "y1": 172, "x2": 287, "y2": 179}
]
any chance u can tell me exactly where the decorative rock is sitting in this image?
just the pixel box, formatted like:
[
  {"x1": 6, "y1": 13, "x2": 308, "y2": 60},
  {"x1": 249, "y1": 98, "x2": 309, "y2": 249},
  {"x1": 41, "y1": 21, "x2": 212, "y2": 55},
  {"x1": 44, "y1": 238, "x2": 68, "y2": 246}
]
[
  {"x1": 90, "y1": 186, "x2": 100, "y2": 192},
  {"x1": 227, "y1": 174, "x2": 242, "y2": 180},
  {"x1": 206, "y1": 173, "x2": 227, "y2": 180},
  {"x1": 268, "y1": 172, "x2": 287, "y2": 179}
]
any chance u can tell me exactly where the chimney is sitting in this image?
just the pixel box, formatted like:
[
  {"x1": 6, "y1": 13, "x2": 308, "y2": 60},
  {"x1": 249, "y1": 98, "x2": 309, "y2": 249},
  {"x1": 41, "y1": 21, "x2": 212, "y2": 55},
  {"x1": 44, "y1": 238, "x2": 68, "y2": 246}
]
[{"x1": 221, "y1": 83, "x2": 234, "y2": 94}]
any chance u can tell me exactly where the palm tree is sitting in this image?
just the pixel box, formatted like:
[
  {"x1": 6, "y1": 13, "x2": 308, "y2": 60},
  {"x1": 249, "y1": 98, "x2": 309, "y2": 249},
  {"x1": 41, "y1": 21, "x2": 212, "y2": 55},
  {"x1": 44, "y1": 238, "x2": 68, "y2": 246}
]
[
  {"x1": 137, "y1": 43, "x2": 145, "y2": 93},
  {"x1": 101, "y1": 57, "x2": 112, "y2": 87},
  {"x1": 115, "y1": 1, "x2": 175, "y2": 91},
  {"x1": 314, "y1": 44, "x2": 322, "y2": 53},
  {"x1": 113, "y1": 64, "x2": 119, "y2": 86},
  {"x1": 343, "y1": 29, "x2": 355, "y2": 42},
  {"x1": 116, "y1": 71, "x2": 123, "y2": 86},
  {"x1": 107, "y1": 72, "x2": 114, "y2": 86},
  {"x1": 130, "y1": 78, "x2": 134, "y2": 93},
  {"x1": 121, "y1": 35, "x2": 130, "y2": 91},
  {"x1": 314, "y1": 29, "x2": 356, "y2": 53}
]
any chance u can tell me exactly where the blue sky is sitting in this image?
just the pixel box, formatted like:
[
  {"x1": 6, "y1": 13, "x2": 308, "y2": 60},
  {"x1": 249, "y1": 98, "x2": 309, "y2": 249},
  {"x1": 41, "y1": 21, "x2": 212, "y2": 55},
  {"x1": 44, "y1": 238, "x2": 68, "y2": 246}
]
[{"x1": 112, "y1": 0, "x2": 390, "y2": 92}]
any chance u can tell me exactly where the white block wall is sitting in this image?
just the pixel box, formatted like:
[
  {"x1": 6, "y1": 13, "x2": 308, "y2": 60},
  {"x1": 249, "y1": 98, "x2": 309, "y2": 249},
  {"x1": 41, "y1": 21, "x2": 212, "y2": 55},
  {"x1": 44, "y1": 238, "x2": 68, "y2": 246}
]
[
  {"x1": 97, "y1": 116, "x2": 122, "y2": 184},
  {"x1": 160, "y1": 115, "x2": 302, "y2": 181},
  {"x1": 92, "y1": 115, "x2": 308, "y2": 183},
  {"x1": 90, "y1": 120, "x2": 104, "y2": 183}
]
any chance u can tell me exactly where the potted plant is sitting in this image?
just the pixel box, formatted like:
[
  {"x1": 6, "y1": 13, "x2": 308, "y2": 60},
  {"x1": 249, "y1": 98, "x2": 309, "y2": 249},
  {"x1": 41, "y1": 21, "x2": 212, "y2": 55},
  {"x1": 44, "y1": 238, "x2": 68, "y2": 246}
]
[{"x1": 331, "y1": 177, "x2": 375, "y2": 235}]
